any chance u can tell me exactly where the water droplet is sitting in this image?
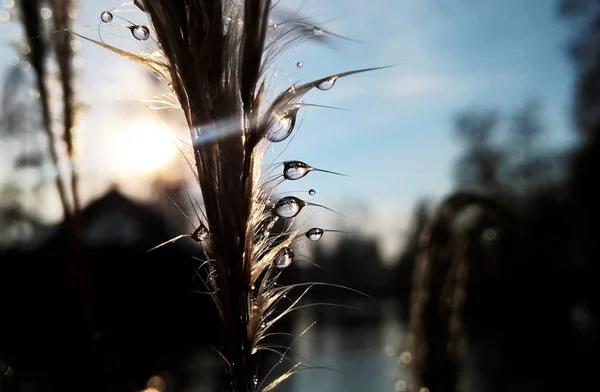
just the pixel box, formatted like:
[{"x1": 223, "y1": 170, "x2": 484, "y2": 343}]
[
  {"x1": 317, "y1": 77, "x2": 337, "y2": 91},
  {"x1": 283, "y1": 160, "x2": 311, "y2": 180},
  {"x1": 130, "y1": 25, "x2": 150, "y2": 41},
  {"x1": 296, "y1": 61, "x2": 303, "y2": 68},
  {"x1": 0, "y1": 10, "x2": 10, "y2": 22},
  {"x1": 312, "y1": 27, "x2": 326, "y2": 36},
  {"x1": 482, "y1": 228, "x2": 497, "y2": 242},
  {"x1": 266, "y1": 216, "x2": 279, "y2": 230},
  {"x1": 275, "y1": 247, "x2": 294, "y2": 268},
  {"x1": 272, "y1": 23, "x2": 278, "y2": 29},
  {"x1": 100, "y1": 11, "x2": 113, "y2": 23},
  {"x1": 192, "y1": 226, "x2": 208, "y2": 242},
  {"x1": 306, "y1": 228, "x2": 324, "y2": 241},
  {"x1": 266, "y1": 109, "x2": 298, "y2": 143},
  {"x1": 309, "y1": 189, "x2": 316, "y2": 196},
  {"x1": 399, "y1": 351, "x2": 412, "y2": 364},
  {"x1": 40, "y1": 7, "x2": 52, "y2": 20},
  {"x1": 273, "y1": 196, "x2": 304, "y2": 219},
  {"x1": 253, "y1": 375, "x2": 259, "y2": 387},
  {"x1": 395, "y1": 380, "x2": 407, "y2": 392},
  {"x1": 260, "y1": 322, "x2": 266, "y2": 329}
]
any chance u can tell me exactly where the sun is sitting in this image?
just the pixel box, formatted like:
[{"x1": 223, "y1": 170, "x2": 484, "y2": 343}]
[{"x1": 112, "y1": 120, "x2": 181, "y2": 179}]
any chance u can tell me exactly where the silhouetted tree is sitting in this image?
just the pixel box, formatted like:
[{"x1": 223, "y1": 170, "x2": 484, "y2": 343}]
[{"x1": 452, "y1": 110, "x2": 505, "y2": 193}]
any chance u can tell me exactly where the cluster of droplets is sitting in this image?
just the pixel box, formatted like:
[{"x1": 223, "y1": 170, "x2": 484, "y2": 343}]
[
  {"x1": 100, "y1": 10, "x2": 150, "y2": 41},
  {"x1": 264, "y1": 158, "x2": 349, "y2": 269}
]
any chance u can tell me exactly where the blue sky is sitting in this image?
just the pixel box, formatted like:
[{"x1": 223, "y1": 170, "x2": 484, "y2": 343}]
[{"x1": 0, "y1": 0, "x2": 578, "y2": 257}]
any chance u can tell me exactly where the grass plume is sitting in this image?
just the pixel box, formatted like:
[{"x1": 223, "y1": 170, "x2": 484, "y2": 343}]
[
  {"x1": 50, "y1": 0, "x2": 82, "y2": 218},
  {"x1": 17, "y1": 0, "x2": 72, "y2": 219},
  {"x1": 82, "y1": 1, "x2": 384, "y2": 389},
  {"x1": 408, "y1": 191, "x2": 517, "y2": 392}
]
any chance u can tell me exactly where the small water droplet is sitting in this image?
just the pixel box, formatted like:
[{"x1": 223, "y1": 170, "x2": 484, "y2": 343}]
[
  {"x1": 296, "y1": 61, "x2": 303, "y2": 68},
  {"x1": 130, "y1": 25, "x2": 150, "y2": 41},
  {"x1": 317, "y1": 77, "x2": 337, "y2": 91},
  {"x1": 260, "y1": 322, "x2": 266, "y2": 329},
  {"x1": 40, "y1": 7, "x2": 52, "y2": 20},
  {"x1": 309, "y1": 189, "x2": 316, "y2": 196},
  {"x1": 250, "y1": 285, "x2": 256, "y2": 292},
  {"x1": 266, "y1": 109, "x2": 298, "y2": 142},
  {"x1": 275, "y1": 247, "x2": 294, "y2": 268},
  {"x1": 273, "y1": 196, "x2": 304, "y2": 219},
  {"x1": 253, "y1": 375, "x2": 259, "y2": 387},
  {"x1": 283, "y1": 160, "x2": 311, "y2": 180},
  {"x1": 395, "y1": 380, "x2": 407, "y2": 392},
  {"x1": 192, "y1": 226, "x2": 208, "y2": 242},
  {"x1": 306, "y1": 228, "x2": 324, "y2": 241},
  {"x1": 399, "y1": 351, "x2": 412, "y2": 364},
  {"x1": 312, "y1": 27, "x2": 326, "y2": 36},
  {"x1": 482, "y1": 228, "x2": 497, "y2": 242},
  {"x1": 264, "y1": 230, "x2": 270, "y2": 237},
  {"x1": 0, "y1": 10, "x2": 10, "y2": 22},
  {"x1": 272, "y1": 23, "x2": 278, "y2": 29},
  {"x1": 100, "y1": 11, "x2": 113, "y2": 23},
  {"x1": 266, "y1": 216, "x2": 279, "y2": 230}
]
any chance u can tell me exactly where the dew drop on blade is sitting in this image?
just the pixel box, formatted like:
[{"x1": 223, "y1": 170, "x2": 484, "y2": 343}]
[
  {"x1": 275, "y1": 247, "x2": 294, "y2": 268},
  {"x1": 253, "y1": 375, "x2": 259, "y2": 387},
  {"x1": 266, "y1": 110, "x2": 297, "y2": 143},
  {"x1": 306, "y1": 228, "x2": 324, "y2": 241},
  {"x1": 309, "y1": 189, "x2": 316, "y2": 196},
  {"x1": 283, "y1": 160, "x2": 311, "y2": 180},
  {"x1": 273, "y1": 196, "x2": 303, "y2": 219},
  {"x1": 317, "y1": 77, "x2": 337, "y2": 91},
  {"x1": 100, "y1": 11, "x2": 113, "y2": 23},
  {"x1": 130, "y1": 25, "x2": 150, "y2": 41},
  {"x1": 296, "y1": 61, "x2": 303, "y2": 68}
]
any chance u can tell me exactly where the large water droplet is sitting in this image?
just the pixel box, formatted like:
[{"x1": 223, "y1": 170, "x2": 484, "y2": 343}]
[
  {"x1": 309, "y1": 189, "x2": 316, "y2": 196},
  {"x1": 130, "y1": 25, "x2": 150, "y2": 41},
  {"x1": 306, "y1": 228, "x2": 324, "y2": 241},
  {"x1": 266, "y1": 109, "x2": 298, "y2": 143},
  {"x1": 317, "y1": 77, "x2": 337, "y2": 91},
  {"x1": 283, "y1": 160, "x2": 311, "y2": 180},
  {"x1": 296, "y1": 61, "x2": 303, "y2": 68},
  {"x1": 273, "y1": 196, "x2": 304, "y2": 219},
  {"x1": 275, "y1": 247, "x2": 294, "y2": 268},
  {"x1": 100, "y1": 11, "x2": 113, "y2": 23}
]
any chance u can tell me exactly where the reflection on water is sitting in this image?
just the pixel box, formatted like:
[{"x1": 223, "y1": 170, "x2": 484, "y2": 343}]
[
  {"x1": 281, "y1": 299, "x2": 409, "y2": 392},
  {"x1": 182, "y1": 299, "x2": 409, "y2": 392}
]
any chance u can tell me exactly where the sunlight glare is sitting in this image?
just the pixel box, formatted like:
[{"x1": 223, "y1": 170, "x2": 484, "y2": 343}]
[{"x1": 112, "y1": 120, "x2": 179, "y2": 179}]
